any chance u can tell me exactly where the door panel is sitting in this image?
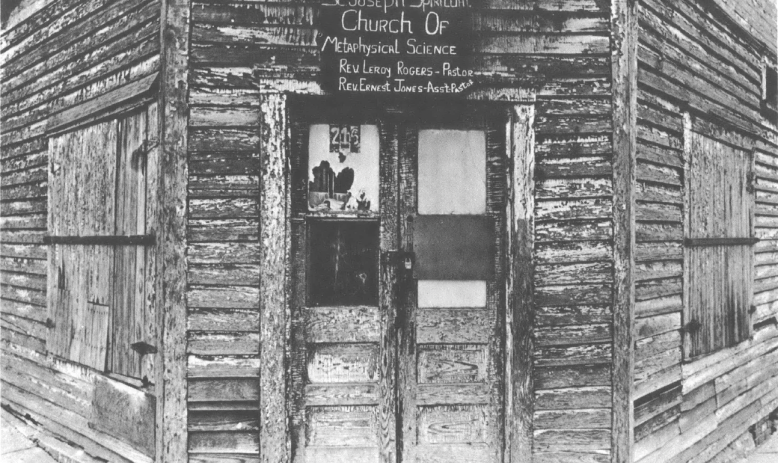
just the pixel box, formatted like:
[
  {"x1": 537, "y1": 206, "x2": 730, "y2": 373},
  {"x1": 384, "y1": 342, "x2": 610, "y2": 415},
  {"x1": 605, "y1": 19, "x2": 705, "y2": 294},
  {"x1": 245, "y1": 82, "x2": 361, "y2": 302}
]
[
  {"x1": 290, "y1": 105, "x2": 505, "y2": 463},
  {"x1": 290, "y1": 112, "x2": 398, "y2": 463},
  {"x1": 398, "y1": 123, "x2": 505, "y2": 463}
]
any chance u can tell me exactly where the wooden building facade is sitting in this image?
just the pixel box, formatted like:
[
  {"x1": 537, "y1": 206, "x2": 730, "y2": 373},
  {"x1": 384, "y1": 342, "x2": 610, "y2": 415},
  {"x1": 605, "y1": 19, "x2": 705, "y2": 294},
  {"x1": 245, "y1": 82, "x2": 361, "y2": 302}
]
[{"x1": 0, "y1": 0, "x2": 776, "y2": 462}]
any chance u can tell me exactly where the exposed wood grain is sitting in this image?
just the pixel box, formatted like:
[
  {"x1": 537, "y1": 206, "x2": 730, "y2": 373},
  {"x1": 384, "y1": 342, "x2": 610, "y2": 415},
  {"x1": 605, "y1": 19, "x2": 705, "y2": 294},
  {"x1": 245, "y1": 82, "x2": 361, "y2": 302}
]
[
  {"x1": 188, "y1": 332, "x2": 259, "y2": 356},
  {"x1": 304, "y1": 306, "x2": 380, "y2": 344},
  {"x1": 189, "y1": 431, "x2": 259, "y2": 454},
  {"x1": 634, "y1": 384, "x2": 682, "y2": 427},
  {"x1": 258, "y1": 92, "x2": 288, "y2": 463},
  {"x1": 397, "y1": 124, "x2": 419, "y2": 463},
  {"x1": 306, "y1": 406, "x2": 377, "y2": 447},
  {"x1": 306, "y1": 344, "x2": 379, "y2": 384},
  {"x1": 535, "y1": 408, "x2": 612, "y2": 430},
  {"x1": 91, "y1": 375, "x2": 156, "y2": 456},
  {"x1": 188, "y1": 378, "x2": 259, "y2": 403},
  {"x1": 305, "y1": 384, "x2": 379, "y2": 407},
  {"x1": 188, "y1": 308, "x2": 260, "y2": 332},
  {"x1": 418, "y1": 345, "x2": 487, "y2": 384},
  {"x1": 612, "y1": 10, "x2": 637, "y2": 463},
  {"x1": 415, "y1": 308, "x2": 494, "y2": 344},
  {"x1": 535, "y1": 305, "x2": 612, "y2": 327},
  {"x1": 535, "y1": 324, "x2": 611, "y2": 347},
  {"x1": 156, "y1": 0, "x2": 190, "y2": 458},
  {"x1": 4, "y1": 21, "x2": 160, "y2": 110},
  {"x1": 534, "y1": 343, "x2": 612, "y2": 367},
  {"x1": 635, "y1": 331, "x2": 681, "y2": 363},
  {"x1": 534, "y1": 429, "x2": 612, "y2": 452},
  {"x1": 536, "y1": 386, "x2": 612, "y2": 411},
  {"x1": 417, "y1": 404, "x2": 489, "y2": 444},
  {"x1": 416, "y1": 384, "x2": 491, "y2": 406},
  {"x1": 376, "y1": 117, "x2": 399, "y2": 463},
  {"x1": 2, "y1": 383, "x2": 150, "y2": 463},
  {"x1": 187, "y1": 355, "x2": 260, "y2": 378}
]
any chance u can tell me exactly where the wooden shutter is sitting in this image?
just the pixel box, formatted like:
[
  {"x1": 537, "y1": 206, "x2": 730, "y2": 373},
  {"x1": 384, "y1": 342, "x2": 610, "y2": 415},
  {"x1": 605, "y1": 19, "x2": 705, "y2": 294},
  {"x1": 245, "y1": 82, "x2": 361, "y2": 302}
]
[
  {"x1": 686, "y1": 131, "x2": 754, "y2": 358},
  {"x1": 47, "y1": 120, "x2": 118, "y2": 370},
  {"x1": 110, "y1": 108, "x2": 151, "y2": 379},
  {"x1": 47, "y1": 105, "x2": 157, "y2": 378}
]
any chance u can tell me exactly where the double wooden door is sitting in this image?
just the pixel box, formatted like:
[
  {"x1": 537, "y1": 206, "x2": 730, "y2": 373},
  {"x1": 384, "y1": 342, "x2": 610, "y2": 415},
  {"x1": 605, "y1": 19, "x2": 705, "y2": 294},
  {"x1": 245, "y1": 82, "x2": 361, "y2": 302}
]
[{"x1": 289, "y1": 102, "x2": 507, "y2": 463}]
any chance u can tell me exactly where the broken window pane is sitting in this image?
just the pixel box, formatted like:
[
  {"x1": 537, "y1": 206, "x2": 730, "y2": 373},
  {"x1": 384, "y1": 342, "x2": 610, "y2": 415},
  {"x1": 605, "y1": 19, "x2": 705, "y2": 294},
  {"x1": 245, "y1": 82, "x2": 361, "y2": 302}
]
[{"x1": 308, "y1": 124, "x2": 379, "y2": 215}]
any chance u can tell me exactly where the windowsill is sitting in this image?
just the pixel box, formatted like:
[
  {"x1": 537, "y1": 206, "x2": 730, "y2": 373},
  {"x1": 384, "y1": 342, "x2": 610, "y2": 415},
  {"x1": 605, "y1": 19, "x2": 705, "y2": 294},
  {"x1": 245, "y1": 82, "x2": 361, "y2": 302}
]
[{"x1": 682, "y1": 323, "x2": 778, "y2": 376}]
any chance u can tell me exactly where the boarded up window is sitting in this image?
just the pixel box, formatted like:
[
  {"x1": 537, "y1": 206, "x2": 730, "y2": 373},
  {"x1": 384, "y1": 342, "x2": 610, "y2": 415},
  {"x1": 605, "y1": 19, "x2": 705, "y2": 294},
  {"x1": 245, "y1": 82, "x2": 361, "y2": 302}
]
[
  {"x1": 47, "y1": 105, "x2": 157, "y2": 380},
  {"x1": 685, "y1": 131, "x2": 753, "y2": 358}
]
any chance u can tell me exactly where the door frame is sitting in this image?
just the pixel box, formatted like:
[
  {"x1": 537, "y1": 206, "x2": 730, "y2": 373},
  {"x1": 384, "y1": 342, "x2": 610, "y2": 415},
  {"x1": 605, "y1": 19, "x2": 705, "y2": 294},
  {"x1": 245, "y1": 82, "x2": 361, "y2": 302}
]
[{"x1": 268, "y1": 94, "x2": 536, "y2": 463}]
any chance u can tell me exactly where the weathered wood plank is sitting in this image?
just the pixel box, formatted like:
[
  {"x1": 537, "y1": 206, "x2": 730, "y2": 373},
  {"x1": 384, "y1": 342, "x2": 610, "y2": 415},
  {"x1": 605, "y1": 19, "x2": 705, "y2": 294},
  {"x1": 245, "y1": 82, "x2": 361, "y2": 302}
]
[
  {"x1": 189, "y1": 431, "x2": 259, "y2": 454},
  {"x1": 156, "y1": 0, "x2": 190, "y2": 458},
  {"x1": 534, "y1": 343, "x2": 612, "y2": 367},
  {"x1": 416, "y1": 308, "x2": 494, "y2": 344},
  {"x1": 533, "y1": 429, "x2": 611, "y2": 452},
  {"x1": 188, "y1": 308, "x2": 260, "y2": 332},
  {"x1": 91, "y1": 376, "x2": 155, "y2": 456},
  {"x1": 188, "y1": 378, "x2": 259, "y2": 402},
  {"x1": 187, "y1": 332, "x2": 259, "y2": 356},
  {"x1": 535, "y1": 284, "x2": 612, "y2": 306},
  {"x1": 535, "y1": 409, "x2": 611, "y2": 430},
  {"x1": 258, "y1": 92, "x2": 289, "y2": 462},
  {"x1": 535, "y1": 324, "x2": 611, "y2": 347},
  {"x1": 535, "y1": 262, "x2": 613, "y2": 285},
  {"x1": 304, "y1": 306, "x2": 380, "y2": 344},
  {"x1": 536, "y1": 241, "x2": 611, "y2": 264},
  {"x1": 187, "y1": 355, "x2": 260, "y2": 378},
  {"x1": 188, "y1": 220, "x2": 260, "y2": 242},
  {"x1": 418, "y1": 344, "x2": 486, "y2": 384},
  {"x1": 635, "y1": 331, "x2": 681, "y2": 363},
  {"x1": 507, "y1": 103, "x2": 535, "y2": 463},
  {"x1": 188, "y1": 264, "x2": 260, "y2": 286},
  {"x1": 535, "y1": 386, "x2": 612, "y2": 410},
  {"x1": 307, "y1": 344, "x2": 379, "y2": 384},
  {"x1": 187, "y1": 286, "x2": 259, "y2": 309},
  {"x1": 535, "y1": 305, "x2": 612, "y2": 327},
  {"x1": 536, "y1": 221, "x2": 613, "y2": 242}
]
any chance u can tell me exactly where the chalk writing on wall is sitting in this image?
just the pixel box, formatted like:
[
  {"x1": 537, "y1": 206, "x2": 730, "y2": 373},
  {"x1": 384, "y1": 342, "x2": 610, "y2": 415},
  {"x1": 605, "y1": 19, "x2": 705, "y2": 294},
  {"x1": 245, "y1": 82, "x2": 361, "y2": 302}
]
[{"x1": 319, "y1": 0, "x2": 475, "y2": 94}]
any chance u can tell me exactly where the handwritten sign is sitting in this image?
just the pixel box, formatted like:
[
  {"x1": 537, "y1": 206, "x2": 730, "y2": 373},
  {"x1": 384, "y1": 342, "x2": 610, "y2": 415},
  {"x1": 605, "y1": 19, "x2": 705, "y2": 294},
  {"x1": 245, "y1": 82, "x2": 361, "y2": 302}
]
[{"x1": 318, "y1": 0, "x2": 475, "y2": 94}]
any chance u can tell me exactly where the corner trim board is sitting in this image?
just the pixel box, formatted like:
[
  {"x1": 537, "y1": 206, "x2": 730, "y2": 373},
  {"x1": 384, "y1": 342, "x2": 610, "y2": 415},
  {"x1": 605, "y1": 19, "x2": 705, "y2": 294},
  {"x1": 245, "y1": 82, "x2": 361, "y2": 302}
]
[
  {"x1": 259, "y1": 92, "x2": 291, "y2": 463},
  {"x1": 506, "y1": 103, "x2": 535, "y2": 463},
  {"x1": 155, "y1": 0, "x2": 190, "y2": 459},
  {"x1": 611, "y1": 0, "x2": 637, "y2": 461}
]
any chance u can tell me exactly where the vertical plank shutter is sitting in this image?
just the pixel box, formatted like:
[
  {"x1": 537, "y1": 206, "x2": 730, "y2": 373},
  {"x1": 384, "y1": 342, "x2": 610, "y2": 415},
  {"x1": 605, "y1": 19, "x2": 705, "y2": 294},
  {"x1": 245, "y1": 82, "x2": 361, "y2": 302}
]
[
  {"x1": 47, "y1": 107, "x2": 156, "y2": 378},
  {"x1": 47, "y1": 120, "x2": 118, "y2": 371},
  {"x1": 686, "y1": 132, "x2": 754, "y2": 358},
  {"x1": 111, "y1": 109, "x2": 150, "y2": 379}
]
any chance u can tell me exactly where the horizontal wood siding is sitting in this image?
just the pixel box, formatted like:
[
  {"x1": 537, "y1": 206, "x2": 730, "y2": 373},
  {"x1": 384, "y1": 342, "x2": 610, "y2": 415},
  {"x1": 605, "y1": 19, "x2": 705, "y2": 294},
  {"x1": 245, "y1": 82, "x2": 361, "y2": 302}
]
[
  {"x1": 186, "y1": 0, "x2": 616, "y2": 461},
  {"x1": 0, "y1": 0, "x2": 160, "y2": 460},
  {"x1": 634, "y1": 0, "x2": 778, "y2": 461},
  {"x1": 712, "y1": 0, "x2": 777, "y2": 55},
  {"x1": 186, "y1": 3, "x2": 261, "y2": 456},
  {"x1": 532, "y1": 99, "x2": 614, "y2": 461}
]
